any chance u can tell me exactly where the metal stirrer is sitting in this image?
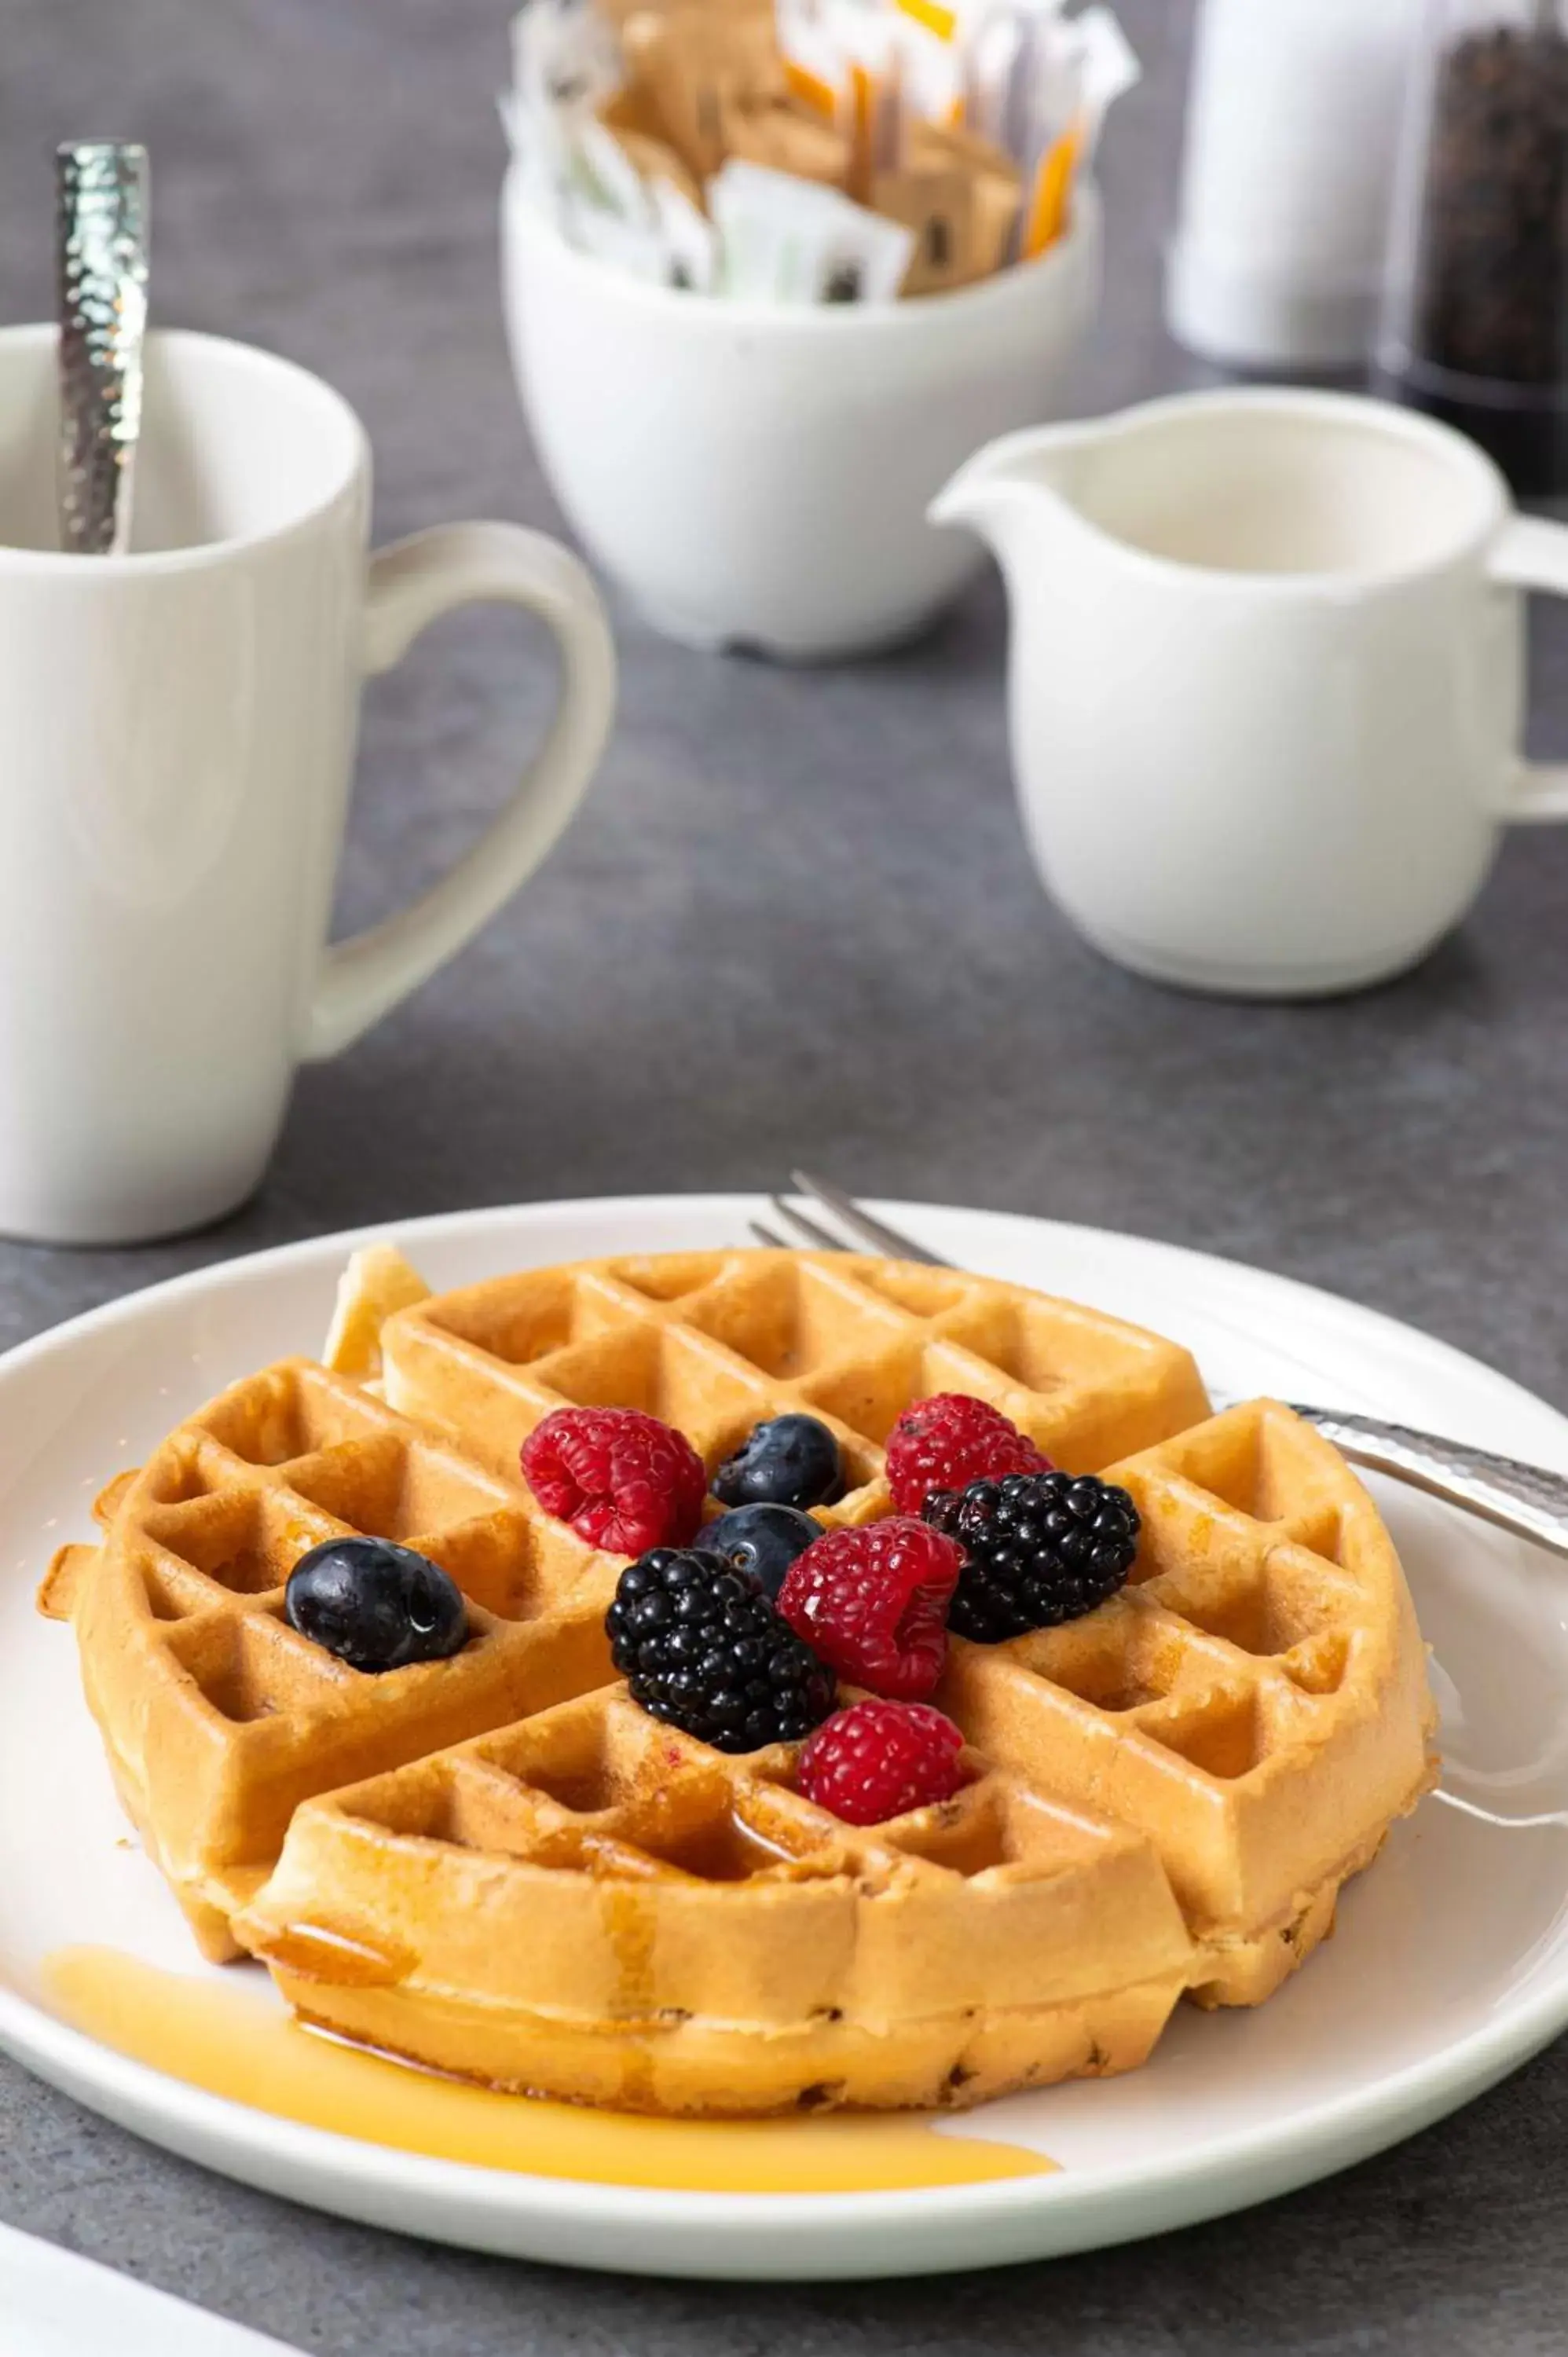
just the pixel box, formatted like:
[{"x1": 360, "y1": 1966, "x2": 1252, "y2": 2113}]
[{"x1": 55, "y1": 141, "x2": 148, "y2": 555}]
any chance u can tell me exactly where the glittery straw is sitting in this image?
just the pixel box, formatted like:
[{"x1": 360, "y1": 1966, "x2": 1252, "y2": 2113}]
[{"x1": 55, "y1": 141, "x2": 148, "y2": 555}]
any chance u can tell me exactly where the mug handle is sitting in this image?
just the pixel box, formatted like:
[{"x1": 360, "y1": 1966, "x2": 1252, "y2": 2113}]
[
  {"x1": 302, "y1": 521, "x2": 616, "y2": 1062},
  {"x1": 1488, "y1": 516, "x2": 1568, "y2": 824}
]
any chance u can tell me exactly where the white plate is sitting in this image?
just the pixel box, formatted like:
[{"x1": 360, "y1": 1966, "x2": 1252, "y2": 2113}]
[{"x1": 2, "y1": 1195, "x2": 1568, "y2": 2283}]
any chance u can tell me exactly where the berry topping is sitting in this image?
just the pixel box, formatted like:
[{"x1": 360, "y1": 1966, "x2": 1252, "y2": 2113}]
[
  {"x1": 798, "y1": 1699, "x2": 967, "y2": 1826},
  {"x1": 606, "y1": 1546, "x2": 836, "y2": 1753},
  {"x1": 285, "y1": 1537, "x2": 467, "y2": 1674},
  {"x1": 522, "y1": 1406, "x2": 706, "y2": 1556},
  {"x1": 925, "y1": 1471, "x2": 1141, "y2": 1642},
  {"x1": 776, "y1": 1517, "x2": 962, "y2": 1701},
  {"x1": 713, "y1": 1413, "x2": 844, "y2": 1512},
  {"x1": 885, "y1": 1392, "x2": 1052, "y2": 1516},
  {"x1": 699, "y1": 1502, "x2": 822, "y2": 1601}
]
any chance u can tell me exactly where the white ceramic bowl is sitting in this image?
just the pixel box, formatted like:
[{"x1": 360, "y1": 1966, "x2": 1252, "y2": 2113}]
[{"x1": 501, "y1": 171, "x2": 1100, "y2": 660}]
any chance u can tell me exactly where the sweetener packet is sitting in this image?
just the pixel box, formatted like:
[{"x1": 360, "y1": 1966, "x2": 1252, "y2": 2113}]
[
  {"x1": 886, "y1": 0, "x2": 965, "y2": 126},
  {"x1": 724, "y1": 91, "x2": 853, "y2": 188},
  {"x1": 512, "y1": 0, "x2": 623, "y2": 118},
  {"x1": 1019, "y1": 3, "x2": 1138, "y2": 255},
  {"x1": 566, "y1": 181, "x2": 719, "y2": 288},
  {"x1": 1066, "y1": 3, "x2": 1140, "y2": 160},
  {"x1": 572, "y1": 108, "x2": 719, "y2": 286},
  {"x1": 598, "y1": 78, "x2": 674, "y2": 143},
  {"x1": 775, "y1": 0, "x2": 885, "y2": 114},
  {"x1": 506, "y1": 0, "x2": 627, "y2": 225},
  {"x1": 653, "y1": 173, "x2": 722, "y2": 291},
  {"x1": 500, "y1": 78, "x2": 577, "y2": 228},
  {"x1": 589, "y1": 101, "x2": 705, "y2": 209},
  {"x1": 775, "y1": 0, "x2": 902, "y2": 196},
  {"x1": 958, "y1": 2, "x2": 1072, "y2": 158},
  {"x1": 889, "y1": 115, "x2": 1020, "y2": 284},
  {"x1": 709, "y1": 157, "x2": 914, "y2": 301},
  {"x1": 599, "y1": 0, "x2": 771, "y2": 20},
  {"x1": 562, "y1": 190, "x2": 676, "y2": 280},
  {"x1": 576, "y1": 109, "x2": 662, "y2": 214},
  {"x1": 621, "y1": 3, "x2": 783, "y2": 181}
]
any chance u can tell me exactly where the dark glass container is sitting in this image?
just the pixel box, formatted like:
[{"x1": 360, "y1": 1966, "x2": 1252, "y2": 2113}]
[{"x1": 1378, "y1": 0, "x2": 1568, "y2": 494}]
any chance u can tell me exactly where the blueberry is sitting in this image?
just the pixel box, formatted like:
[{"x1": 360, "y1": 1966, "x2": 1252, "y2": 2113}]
[
  {"x1": 701, "y1": 1503, "x2": 822, "y2": 1600},
  {"x1": 285, "y1": 1536, "x2": 467, "y2": 1673},
  {"x1": 713, "y1": 1414, "x2": 844, "y2": 1512}
]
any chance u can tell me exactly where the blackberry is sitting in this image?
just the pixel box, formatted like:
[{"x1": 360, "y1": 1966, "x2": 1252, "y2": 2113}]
[
  {"x1": 606, "y1": 1546, "x2": 837, "y2": 1753},
  {"x1": 924, "y1": 1472, "x2": 1140, "y2": 1643}
]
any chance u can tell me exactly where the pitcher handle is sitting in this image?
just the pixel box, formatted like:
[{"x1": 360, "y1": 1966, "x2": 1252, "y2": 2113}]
[{"x1": 1488, "y1": 516, "x2": 1568, "y2": 824}]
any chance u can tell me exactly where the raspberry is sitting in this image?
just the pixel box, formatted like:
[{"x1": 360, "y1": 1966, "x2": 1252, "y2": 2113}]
[
  {"x1": 776, "y1": 1517, "x2": 962, "y2": 1701},
  {"x1": 522, "y1": 1406, "x2": 707, "y2": 1556},
  {"x1": 885, "y1": 1392, "x2": 1051, "y2": 1516},
  {"x1": 798, "y1": 1699, "x2": 967, "y2": 1826}
]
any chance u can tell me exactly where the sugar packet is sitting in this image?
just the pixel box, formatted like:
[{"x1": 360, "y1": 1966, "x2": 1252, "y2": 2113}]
[
  {"x1": 873, "y1": 114, "x2": 1020, "y2": 291},
  {"x1": 570, "y1": 108, "x2": 720, "y2": 288},
  {"x1": 724, "y1": 93, "x2": 855, "y2": 189},
  {"x1": 505, "y1": 0, "x2": 626, "y2": 224},
  {"x1": 620, "y1": 3, "x2": 784, "y2": 181},
  {"x1": 1019, "y1": 5, "x2": 1139, "y2": 257},
  {"x1": 709, "y1": 158, "x2": 914, "y2": 302},
  {"x1": 512, "y1": 0, "x2": 623, "y2": 119}
]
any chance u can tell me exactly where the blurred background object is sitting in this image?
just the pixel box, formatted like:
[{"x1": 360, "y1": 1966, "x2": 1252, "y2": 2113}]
[
  {"x1": 1377, "y1": 0, "x2": 1568, "y2": 495},
  {"x1": 1166, "y1": 0, "x2": 1420, "y2": 372}
]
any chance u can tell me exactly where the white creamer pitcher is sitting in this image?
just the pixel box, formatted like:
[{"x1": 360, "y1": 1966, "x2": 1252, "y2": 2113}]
[{"x1": 932, "y1": 388, "x2": 1568, "y2": 996}]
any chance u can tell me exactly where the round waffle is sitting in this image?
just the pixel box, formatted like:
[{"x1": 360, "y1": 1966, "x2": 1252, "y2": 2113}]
[{"x1": 42, "y1": 1248, "x2": 1437, "y2": 2114}]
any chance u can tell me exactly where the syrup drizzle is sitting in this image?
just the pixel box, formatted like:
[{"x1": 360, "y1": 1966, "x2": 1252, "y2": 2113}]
[{"x1": 43, "y1": 1948, "x2": 1056, "y2": 2195}]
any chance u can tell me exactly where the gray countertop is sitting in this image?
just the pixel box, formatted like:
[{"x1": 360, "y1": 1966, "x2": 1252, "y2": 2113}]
[{"x1": 5, "y1": 2, "x2": 1568, "y2": 2349}]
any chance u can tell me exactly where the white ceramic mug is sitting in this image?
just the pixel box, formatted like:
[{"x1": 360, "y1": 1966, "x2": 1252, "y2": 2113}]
[
  {"x1": 932, "y1": 387, "x2": 1568, "y2": 997},
  {"x1": 0, "y1": 326, "x2": 616, "y2": 1244},
  {"x1": 501, "y1": 171, "x2": 1099, "y2": 662}
]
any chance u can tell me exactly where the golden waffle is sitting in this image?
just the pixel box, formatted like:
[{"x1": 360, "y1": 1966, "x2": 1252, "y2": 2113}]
[{"x1": 43, "y1": 1248, "x2": 1436, "y2": 2114}]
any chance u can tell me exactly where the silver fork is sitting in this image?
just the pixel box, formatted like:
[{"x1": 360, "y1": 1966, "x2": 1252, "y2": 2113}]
[{"x1": 752, "y1": 1171, "x2": 1568, "y2": 1564}]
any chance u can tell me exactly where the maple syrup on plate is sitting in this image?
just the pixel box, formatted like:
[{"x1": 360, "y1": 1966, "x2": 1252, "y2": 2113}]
[{"x1": 44, "y1": 1946, "x2": 1055, "y2": 2196}]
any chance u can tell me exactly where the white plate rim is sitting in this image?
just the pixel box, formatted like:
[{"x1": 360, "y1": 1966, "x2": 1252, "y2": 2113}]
[{"x1": 2, "y1": 1191, "x2": 1565, "y2": 2279}]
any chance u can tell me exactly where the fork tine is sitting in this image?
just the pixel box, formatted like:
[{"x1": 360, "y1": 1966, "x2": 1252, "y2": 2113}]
[
  {"x1": 767, "y1": 1193, "x2": 849, "y2": 1252},
  {"x1": 749, "y1": 1219, "x2": 792, "y2": 1249},
  {"x1": 789, "y1": 1171, "x2": 951, "y2": 1266}
]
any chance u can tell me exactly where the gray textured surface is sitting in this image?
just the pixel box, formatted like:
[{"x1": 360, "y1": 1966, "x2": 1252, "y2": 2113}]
[{"x1": 4, "y1": 1, "x2": 1568, "y2": 2348}]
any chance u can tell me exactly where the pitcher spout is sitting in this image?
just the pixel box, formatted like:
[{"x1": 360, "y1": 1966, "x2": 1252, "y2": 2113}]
[{"x1": 928, "y1": 420, "x2": 1101, "y2": 548}]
